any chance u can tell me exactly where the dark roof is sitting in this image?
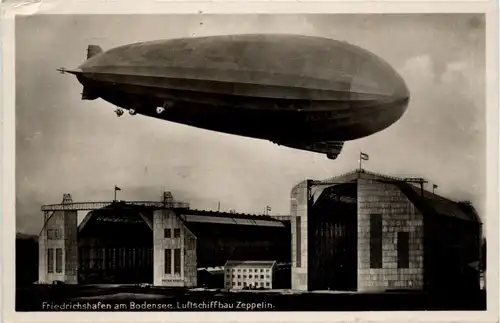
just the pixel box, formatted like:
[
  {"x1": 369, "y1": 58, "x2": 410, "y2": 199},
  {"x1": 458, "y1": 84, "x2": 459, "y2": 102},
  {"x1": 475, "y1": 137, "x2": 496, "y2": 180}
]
[
  {"x1": 180, "y1": 213, "x2": 285, "y2": 228},
  {"x1": 225, "y1": 260, "x2": 276, "y2": 268},
  {"x1": 397, "y1": 182, "x2": 480, "y2": 223},
  {"x1": 312, "y1": 169, "x2": 481, "y2": 223},
  {"x1": 183, "y1": 209, "x2": 281, "y2": 221}
]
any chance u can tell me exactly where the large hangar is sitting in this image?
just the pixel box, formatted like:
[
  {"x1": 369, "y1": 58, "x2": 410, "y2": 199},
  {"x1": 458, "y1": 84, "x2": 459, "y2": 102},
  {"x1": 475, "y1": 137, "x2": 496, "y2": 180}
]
[
  {"x1": 38, "y1": 193, "x2": 291, "y2": 287},
  {"x1": 290, "y1": 169, "x2": 482, "y2": 292}
]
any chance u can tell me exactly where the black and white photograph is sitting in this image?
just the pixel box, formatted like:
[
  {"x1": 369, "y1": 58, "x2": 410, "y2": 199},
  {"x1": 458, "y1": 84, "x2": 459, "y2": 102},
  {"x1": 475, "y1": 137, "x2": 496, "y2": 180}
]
[{"x1": 5, "y1": 7, "x2": 497, "y2": 318}]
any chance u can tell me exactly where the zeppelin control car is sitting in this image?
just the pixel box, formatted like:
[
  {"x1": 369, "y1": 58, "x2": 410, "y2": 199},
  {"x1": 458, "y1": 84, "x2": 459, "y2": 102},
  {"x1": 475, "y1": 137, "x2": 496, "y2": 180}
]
[{"x1": 59, "y1": 34, "x2": 410, "y2": 159}]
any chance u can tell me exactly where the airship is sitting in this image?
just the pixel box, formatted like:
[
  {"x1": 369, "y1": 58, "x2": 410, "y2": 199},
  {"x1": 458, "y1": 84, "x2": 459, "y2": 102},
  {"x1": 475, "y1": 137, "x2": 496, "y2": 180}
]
[{"x1": 58, "y1": 34, "x2": 410, "y2": 160}]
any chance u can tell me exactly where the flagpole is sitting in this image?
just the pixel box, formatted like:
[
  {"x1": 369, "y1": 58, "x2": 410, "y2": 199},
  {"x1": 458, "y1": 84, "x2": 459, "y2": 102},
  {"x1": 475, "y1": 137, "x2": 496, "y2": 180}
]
[
  {"x1": 114, "y1": 186, "x2": 117, "y2": 202},
  {"x1": 359, "y1": 152, "x2": 362, "y2": 171}
]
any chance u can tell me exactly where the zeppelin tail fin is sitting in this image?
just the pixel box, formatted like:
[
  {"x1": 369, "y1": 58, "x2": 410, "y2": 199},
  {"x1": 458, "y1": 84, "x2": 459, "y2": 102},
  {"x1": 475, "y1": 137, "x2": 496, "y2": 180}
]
[{"x1": 86, "y1": 45, "x2": 103, "y2": 59}]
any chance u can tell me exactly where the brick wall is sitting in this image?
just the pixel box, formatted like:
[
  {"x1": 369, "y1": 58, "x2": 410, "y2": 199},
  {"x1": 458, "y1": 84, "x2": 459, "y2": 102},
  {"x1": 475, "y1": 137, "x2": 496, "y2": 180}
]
[{"x1": 357, "y1": 179, "x2": 424, "y2": 292}]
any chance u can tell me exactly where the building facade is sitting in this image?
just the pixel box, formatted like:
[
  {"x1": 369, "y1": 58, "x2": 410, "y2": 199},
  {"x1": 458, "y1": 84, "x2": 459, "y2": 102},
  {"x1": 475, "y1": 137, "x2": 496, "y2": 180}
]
[
  {"x1": 291, "y1": 169, "x2": 482, "y2": 292},
  {"x1": 38, "y1": 209, "x2": 78, "y2": 284},
  {"x1": 224, "y1": 260, "x2": 276, "y2": 289}
]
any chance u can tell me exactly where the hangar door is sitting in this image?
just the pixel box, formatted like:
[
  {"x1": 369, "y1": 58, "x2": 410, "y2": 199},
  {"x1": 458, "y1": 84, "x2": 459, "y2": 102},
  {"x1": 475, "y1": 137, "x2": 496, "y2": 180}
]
[
  {"x1": 308, "y1": 183, "x2": 358, "y2": 291},
  {"x1": 78, "y1": 207, "x2": 154, "y2": 284}
]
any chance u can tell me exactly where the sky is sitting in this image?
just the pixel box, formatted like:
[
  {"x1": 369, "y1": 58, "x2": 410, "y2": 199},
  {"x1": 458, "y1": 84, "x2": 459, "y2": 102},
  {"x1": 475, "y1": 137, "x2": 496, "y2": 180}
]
[{"x1": 15, "y1": 14, "x2": 486, "y2": 234}]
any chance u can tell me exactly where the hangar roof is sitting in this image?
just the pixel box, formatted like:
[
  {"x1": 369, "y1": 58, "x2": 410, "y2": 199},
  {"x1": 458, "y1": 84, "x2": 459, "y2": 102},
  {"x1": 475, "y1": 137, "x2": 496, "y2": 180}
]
[
  {"x1": 309, "y1": 169, "x2": 481, "y2": 223},
  {"x1": 180, "y1": 214, "x2": 285, "y2": 228},
  {"x1": 78, "y1": 205, "x2": 289, "y2": 233},
  {"x1": 397, "y1": 182, "x2": 480, "y2": 223}
]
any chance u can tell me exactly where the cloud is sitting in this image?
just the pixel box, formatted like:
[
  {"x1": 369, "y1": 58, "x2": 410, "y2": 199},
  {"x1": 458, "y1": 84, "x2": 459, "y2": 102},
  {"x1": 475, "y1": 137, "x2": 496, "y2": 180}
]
[{"x1": 400, "y1": 54, "x2": 436, "y2": 88}]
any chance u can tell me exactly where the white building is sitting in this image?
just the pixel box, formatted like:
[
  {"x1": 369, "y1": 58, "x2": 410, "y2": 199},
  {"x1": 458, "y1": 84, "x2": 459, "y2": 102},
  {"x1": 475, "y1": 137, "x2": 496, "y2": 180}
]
[{"x1": 224, "y1": 260, "x2": 276, "y2": 289}]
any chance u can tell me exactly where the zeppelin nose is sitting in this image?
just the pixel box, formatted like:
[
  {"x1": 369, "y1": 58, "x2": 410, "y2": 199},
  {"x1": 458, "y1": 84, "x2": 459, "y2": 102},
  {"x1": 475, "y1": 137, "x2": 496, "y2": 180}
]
[
  {"x1": 350, "y1": 53, "x2": 410, "y2": 101},
  {"x1": 392, "y1": 70, "x2": 410, "y2": 102},
  {"x1": 344, "y1": 49, "x2": 412, "y2": 131},
  {"x1": 392, "y1": 72, "x2": 410, "y2": 119}
]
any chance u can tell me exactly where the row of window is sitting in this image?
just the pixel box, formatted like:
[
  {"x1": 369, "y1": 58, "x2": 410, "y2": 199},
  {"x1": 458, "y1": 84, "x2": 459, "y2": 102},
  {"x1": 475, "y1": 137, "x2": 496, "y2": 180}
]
[
  {"x1": 228, "y1": 268, "x2": 270, "y2": 273},
  {"x1": 47, "y1": 248, "x2": 63, "y2": 273},
  {"x1": 164, "y1": 249, "x2": 181, "y2": 274},
  {"x1": 227, "y1": 274, "x2": 270, "y2": 280},
  {"x1": 164, "y1": 228, "x2": 181, "y2": 238},
  {"x1": 228, "y1": 281, "x2": 270, "y2": 287},
  {"x1": 370, "y1": 214, "x2": 410, "y2": 269}
]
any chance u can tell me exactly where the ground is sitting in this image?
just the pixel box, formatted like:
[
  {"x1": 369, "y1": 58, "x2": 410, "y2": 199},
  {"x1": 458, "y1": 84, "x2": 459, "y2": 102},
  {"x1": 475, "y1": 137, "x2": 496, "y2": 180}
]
[{"x1": 16, "y1": 284, "x2": 486, "y2": 311}]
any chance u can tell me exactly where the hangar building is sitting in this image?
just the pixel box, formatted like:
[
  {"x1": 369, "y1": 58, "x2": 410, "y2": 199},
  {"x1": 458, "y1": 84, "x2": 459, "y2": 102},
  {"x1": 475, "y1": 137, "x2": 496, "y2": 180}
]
[
  {"x1": 37, "y1": 168, "x2": 482, "y2": 292},
  {"x1": 290, "y1": 169, "x2": 482, "y2": 292},
  {"x1": 38, "y1": 193, "x2": 291, "y2": 287}
]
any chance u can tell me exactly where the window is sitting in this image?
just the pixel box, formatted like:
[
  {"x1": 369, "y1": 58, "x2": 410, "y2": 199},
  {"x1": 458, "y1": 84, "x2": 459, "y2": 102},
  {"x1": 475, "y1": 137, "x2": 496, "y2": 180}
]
[
  {"x1": 266, "y1": 275, "x2": 270, "y2": 278},
  {"x1": 370, "y1": 214, "x2": 383, "y2": 268},
  {"x1": 397, "y1": 232, "x2": 410, "y2": 268},
  {"x1": 47, "y1": 229, "x2": 60, "y2": 240},
  {"x1": 243, "y1": 275, "x2": 247, "y2": 278},
  {"x1": 266, "y1": 282, "x2": 270, "y2": 286},
  {"x1": 186, "y1": 236, "x2": 196, "y2": 250},
  {"x1": 174, "y1": 228, "x2": 181, "y2": 238},
  {"x1": 260, "y1": 269, "x2": 264, "y2": 272},
  {"x1": 164, "y1": 229, "x2": 171, "y2": 238},
  {"x1": 47, "y1": 248, "x2": 54, "y2": 273},
  {"x1": 55, "y1": 248, "x2": 63, "y2": 273},
  {"x1": 238, "y1": 275, "x2": 241, "y2": 278},
  {"x1": 249, "y1": 275, "x2": 253, "y2": 278},
  {"x1": 296, "y1": 216, "x2": 302, "y2": 267},
  {"x1": 164, "y1": 249, "x2": 172, "y2": 274},
  {"x1": 174, "y1": 248, "x2": 181, "y2": 274},
  {"x1": 238, "y1": 282, "x2": 241, "y2": 286},
  {"x1": 260, "y1": 275, "x2": 264, "y2": 279},
  {"x1": 243, "y1": 282, "x2": 247, "y2": 287}
]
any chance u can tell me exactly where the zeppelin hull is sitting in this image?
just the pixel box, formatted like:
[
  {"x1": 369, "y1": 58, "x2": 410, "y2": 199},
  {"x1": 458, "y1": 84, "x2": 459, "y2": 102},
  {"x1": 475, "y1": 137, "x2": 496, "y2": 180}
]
[
  {"x1": 86, "y1": 79, "x2": 407, "y2": 142},
  {"x1": 64, "y1": 34, "x2": 410, "y2": 159}
]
